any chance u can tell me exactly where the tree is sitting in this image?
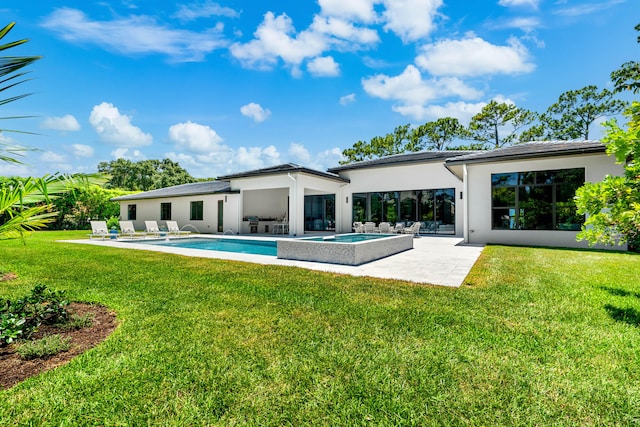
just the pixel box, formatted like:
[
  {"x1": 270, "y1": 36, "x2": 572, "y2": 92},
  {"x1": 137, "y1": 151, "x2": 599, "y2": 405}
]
[
  {"x1": 0, "y1": 22, "x2": 100, "y2": 241},
  {"x1": 341, "y1": 124, "x2": 419, "y2": 164},
  {"x1": 575, "y1": 102, "x2": 640, "y2": 251},
  {"x1": 611, "y1": 23, "x2": 640, "y2": 94},
  {"x1": 97, "y1": 158, "x2": 195, "y2": 191},
  {"x1": 469, "y1": 101, "x2": 536, "y2": 148},
  {"x1": 50, "y1": 185, "x2": 134, "y2": 230},
  {"x1": 541, "y1": 85, "x2": 626, "y2": 140},
  {"x1": 414, "y1": 117, "x2": 469, "y2": 151}
]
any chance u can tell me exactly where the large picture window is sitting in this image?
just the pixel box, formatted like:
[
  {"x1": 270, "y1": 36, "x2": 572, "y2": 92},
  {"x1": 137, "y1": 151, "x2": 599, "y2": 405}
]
[
  {"x1": 352, "y1": 188, "x2": 455, "y2": 234},
  {"x1": 491, "y1": 168, "x2": 585, "y2": 231},
  {"x1": 190, "y1": 201, "x2": 203, "y2": 221},
  {"x1": 160, "y1": 203, "x2": 172, "y2": 221}
]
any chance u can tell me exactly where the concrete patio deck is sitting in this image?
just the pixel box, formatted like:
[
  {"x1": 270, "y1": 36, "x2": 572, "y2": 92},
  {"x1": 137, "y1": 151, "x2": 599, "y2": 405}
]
[{"x1": 67, "y1": 235, "x2": 484, "y2": 287}]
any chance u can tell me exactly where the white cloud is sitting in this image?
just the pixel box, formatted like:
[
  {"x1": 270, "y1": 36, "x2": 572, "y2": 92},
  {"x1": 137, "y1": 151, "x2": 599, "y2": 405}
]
[
  {"x1": 340, "y1": 93, "x2": 356, "y2": 105},
  {"x1": 288, "y1": 143, "x2": 312, "y2": 164},
  {"x1": 236, "y1": 146, "x2": 280, "y2": 171},
  {"x1": 318, "y1": 0, "x2": 378, "y2": 22},
  {"x1": 240, "y1": 103, "x2": 272, "y2": 123},
  {"x1": 111, "y1": 148, "x2": 146, "y2": 161},
  {"x1": 173, "y1": 1, "x2": 239, "y2": 21},
  {"x1": 381, "y1": 0, "x2": 443, "y2": 42},
  {"x1": 489, "y1": 17, "x2": 541, "y2": 32},
  {"x1": 230, "y1": 11, "x2": 378, "y2": 75},
  {"x1": 89, "y1": 102, "x2": 153, "y2": 147},
  {"x1": 498, "y1": 0, "x2": 539, "y2": 8},
  {"x1": 40, "y1": 151, "x2": 66, "y2": 163},
  {"x1": 71, "y1": 144, "x2": 94, "y2": 158},
  {"x1": 168, "y1": 121, "x2": 224, "y2": 152},
  {"x1": 307, "y1": 56, "x2": 340, "y2": 77},
  {"x1": 553, "y1": 0, "x2": 625, "y2": 16},
  {"x1": 415, "y1": 35, "x2": 535, "y2": 77},
  {"x1": 362, "y1": 65, "x2": 482, "y2": 105},
  {"x1": 0, "y1": 162, "x2": 33, "y2": 177},
  {"x1": 310, "y1": 16, "x2": 379, "y2": 46},
  {"x1": 41, "y1": 8, "x2": 227, "y2": 62},
  {"x1": 230, "y1": 12, "x2": 327, "y2": 71},
  {"x1": 394, "y1": 101, "x2": 487, "y2": 123},
  {"x1": 362, "y1": 65, "x2": 486, "y2": 120},
  {"x1": 41, "y1": 115, "x2": 81, "y2": 132},
  {"x1": 288, "y1": 143, "x2": 344, "y2": 171}
]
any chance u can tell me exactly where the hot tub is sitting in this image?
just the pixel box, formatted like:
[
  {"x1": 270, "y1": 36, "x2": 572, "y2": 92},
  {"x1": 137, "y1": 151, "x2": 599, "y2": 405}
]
[{"x1": 277, "y1": 233, "x2": 413, "y2": 265}]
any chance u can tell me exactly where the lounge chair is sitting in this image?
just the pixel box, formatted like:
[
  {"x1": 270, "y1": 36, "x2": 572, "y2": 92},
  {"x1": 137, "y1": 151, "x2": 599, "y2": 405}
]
[
  {"x1": 166, "y1": 220, "x2": 191, "y2": 236},
  {"x1": 352, "y1": 221, "x2": 364, "y2": 233},
  {"x1": 119, "y1": 221, "x2": 146, "y2": 239},
  {"x1": 378, "y1": 222, "x2": 391, "y2": 233},
  {"x1": 144, "y1": 220, "x2": 162, "y2": 237},
  {"x1": 364, "y1": 222, "x2": 376, "y2": 233},
  {"x1": 403, "y1": 221, "x2": 422, "y2": 236},
  {"x1": 89, "y1": 221, "x2": 115, "y2": 240},
  {"x1": 392, "y1": 223, "x2": 405, "y2": 233}
]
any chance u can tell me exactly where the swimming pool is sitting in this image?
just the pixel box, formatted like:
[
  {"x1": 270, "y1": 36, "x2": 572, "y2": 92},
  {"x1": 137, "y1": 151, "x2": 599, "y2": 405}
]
[{"x1": 135, "y1": 237, "x2": 277, "y2": 256}]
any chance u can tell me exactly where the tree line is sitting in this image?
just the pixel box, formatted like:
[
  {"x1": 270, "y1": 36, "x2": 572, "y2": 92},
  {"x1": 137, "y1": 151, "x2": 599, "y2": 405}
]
[{"x1": 341, "y1": 85, "x2": 627, "y2": 164}]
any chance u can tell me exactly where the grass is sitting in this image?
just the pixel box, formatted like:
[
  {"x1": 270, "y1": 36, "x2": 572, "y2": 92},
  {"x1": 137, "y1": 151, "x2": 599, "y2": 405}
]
[
  {"x1": 0, "y1": 231, "x2": 639, "y2": 425},
  {"x1": 16, "y1": 334, "x2": 71, "y2": 360}
]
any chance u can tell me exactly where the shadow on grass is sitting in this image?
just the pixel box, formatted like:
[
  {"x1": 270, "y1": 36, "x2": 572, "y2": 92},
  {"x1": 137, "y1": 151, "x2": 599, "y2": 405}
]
[
  {"x1": 601, "y1": 286, "x2": 640, "y2": 298},
  {"x1": 605, "y1": 304, "x2": 640, "y2": 327}
]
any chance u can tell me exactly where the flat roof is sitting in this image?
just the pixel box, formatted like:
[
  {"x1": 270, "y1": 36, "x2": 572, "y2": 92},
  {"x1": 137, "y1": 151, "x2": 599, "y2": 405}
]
[
  {"x1": 445, "y1": 140, "x2": 606, "y2": 165},
  {"x1": 327, "y1": 150, "x2": 479, "y2": 173},
  {"x1": 217, "y1": 163, "x2": 349, "y2": 183},
  {"x1": 112, "y1": 180, "x2": 234, "y2": 201}
]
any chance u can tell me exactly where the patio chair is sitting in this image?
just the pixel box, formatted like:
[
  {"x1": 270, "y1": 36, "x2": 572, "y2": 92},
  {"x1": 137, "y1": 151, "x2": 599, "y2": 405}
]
[
  {"x1": 144, "y1": 220, "x2": 162, "y2": 237},
  {"x1": 403, "y1": 221, "x2": 422, "y2": 236},
  {"x1": 392, "y1": 223, "x2": 405, "y2": 233},
  {"x1": 352, "y1": 222, "x2": 364, "y2": 233},
  {"x1": 166, "y1": 220, "x2": 191, "y2": 236},
  {"x1": 378, "y1": 222, "x2": 391, "y2": 233},
  {"x1": 119, "y1": 221, "x2": 146, "y2": 239},
  {"x1": 89, "y1": 221, "x2": 115, "y2": 240},
  {"x1": 364, "y1": 222, "x2": 376, "y2": 233}
]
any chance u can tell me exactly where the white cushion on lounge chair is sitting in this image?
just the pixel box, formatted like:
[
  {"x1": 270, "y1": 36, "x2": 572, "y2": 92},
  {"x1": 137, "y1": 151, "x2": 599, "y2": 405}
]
[
  {"x1": 119, "y1": 221, "x2": 146, "y2": 238},
  {"x1": 89, "y1": 221, "x2": 114, "y2": 240},
  {"x1": 145, "y1": 220, "x2": 161, "y2": 236},
  {"x1": 166, "y1": 220, "x2": 191, "y2": 236}
]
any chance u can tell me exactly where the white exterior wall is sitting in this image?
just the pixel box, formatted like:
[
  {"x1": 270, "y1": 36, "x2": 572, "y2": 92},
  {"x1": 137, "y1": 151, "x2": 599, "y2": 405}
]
[
  {"x1": 118, "y1": 193, "x2": 240, "y2": 234},
  {"x1": 464, "y1": 153, "x2": 625, "y2": 249},
  {"x1": 335, "y1": 162, "x2": 464, "y2": 236},
  {"x1": 230, "y1": 173, "x2": 346, "y2": 236}
]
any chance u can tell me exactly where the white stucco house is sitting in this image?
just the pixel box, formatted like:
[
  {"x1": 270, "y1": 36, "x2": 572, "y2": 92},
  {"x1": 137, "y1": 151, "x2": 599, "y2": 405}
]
[{"x1": 112, "y1": 141, "x2": 625, "y2": 250}]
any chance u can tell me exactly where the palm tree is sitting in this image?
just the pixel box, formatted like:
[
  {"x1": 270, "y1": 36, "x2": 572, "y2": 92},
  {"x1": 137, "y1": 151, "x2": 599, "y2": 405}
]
[{"x1": 0, "y1": 22, "x2": 101, "y2": 241}]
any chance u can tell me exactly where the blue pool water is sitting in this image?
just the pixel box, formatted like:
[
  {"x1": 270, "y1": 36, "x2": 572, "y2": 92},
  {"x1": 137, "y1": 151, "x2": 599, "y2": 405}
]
[
  {"x1": 306, "y1": 233, "x2": 391, "y2": 243},
  {"x1": 135, "y1": 237, "x2": 277, "y2": 256}
]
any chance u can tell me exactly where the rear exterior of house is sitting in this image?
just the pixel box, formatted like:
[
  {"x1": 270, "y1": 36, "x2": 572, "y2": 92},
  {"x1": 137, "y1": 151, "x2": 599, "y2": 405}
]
[
  {"x1": 112, "y1": 141, "x2": 626, "y2": 250},
  {"x1": 445, "y1": 141, "x2": 625, "y2": 249}
]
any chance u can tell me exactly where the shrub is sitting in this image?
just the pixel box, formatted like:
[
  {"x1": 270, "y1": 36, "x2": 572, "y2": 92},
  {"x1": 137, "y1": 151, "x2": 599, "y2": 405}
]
[
  {"x1": 59, "y1": 312, "x2": 94, "y2": 330},
  {"x1": 0, "y1": 285, "x2": 69, "y2": 346},
  {"x1": 16, "y1": 334, "x2": 71, "y2": 360}
]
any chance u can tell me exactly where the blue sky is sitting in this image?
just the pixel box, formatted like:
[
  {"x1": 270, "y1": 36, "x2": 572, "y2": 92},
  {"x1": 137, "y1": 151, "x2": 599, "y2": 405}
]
[{"x1": 1, "y1": 0, "x2": 637, "y2": 178}]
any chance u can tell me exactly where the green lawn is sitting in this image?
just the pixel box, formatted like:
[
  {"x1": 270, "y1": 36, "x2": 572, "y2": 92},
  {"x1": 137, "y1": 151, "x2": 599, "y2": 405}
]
[{"x1": 1, "y1": 231, "x2": 639, "y2": 426}]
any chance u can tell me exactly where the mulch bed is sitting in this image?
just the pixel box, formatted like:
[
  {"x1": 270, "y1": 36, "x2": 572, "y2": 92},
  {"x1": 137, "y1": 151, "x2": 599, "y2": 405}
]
[{"x1": 0, "y1": 302, "x2": 118, "y2": 389}]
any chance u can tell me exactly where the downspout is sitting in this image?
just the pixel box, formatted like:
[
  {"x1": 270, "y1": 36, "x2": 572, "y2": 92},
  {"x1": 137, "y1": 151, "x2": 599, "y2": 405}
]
[
  {"x1": 287, "y1": 173, "x2": 297, "y2": 236},
  {"x1": 463, "y1": 163, "x2": 469, "y2": 244}
]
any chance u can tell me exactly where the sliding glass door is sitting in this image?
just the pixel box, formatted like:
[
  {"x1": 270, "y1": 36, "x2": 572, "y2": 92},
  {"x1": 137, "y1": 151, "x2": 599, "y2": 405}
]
[{"x1": 352, "y1": 188, "x2": 455, "y2": 234}]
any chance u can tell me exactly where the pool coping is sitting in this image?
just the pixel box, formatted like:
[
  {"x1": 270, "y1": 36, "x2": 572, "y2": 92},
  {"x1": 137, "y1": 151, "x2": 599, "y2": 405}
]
[{"x1": 62, "y1": 235, "x2": 484, "y2": 287}]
